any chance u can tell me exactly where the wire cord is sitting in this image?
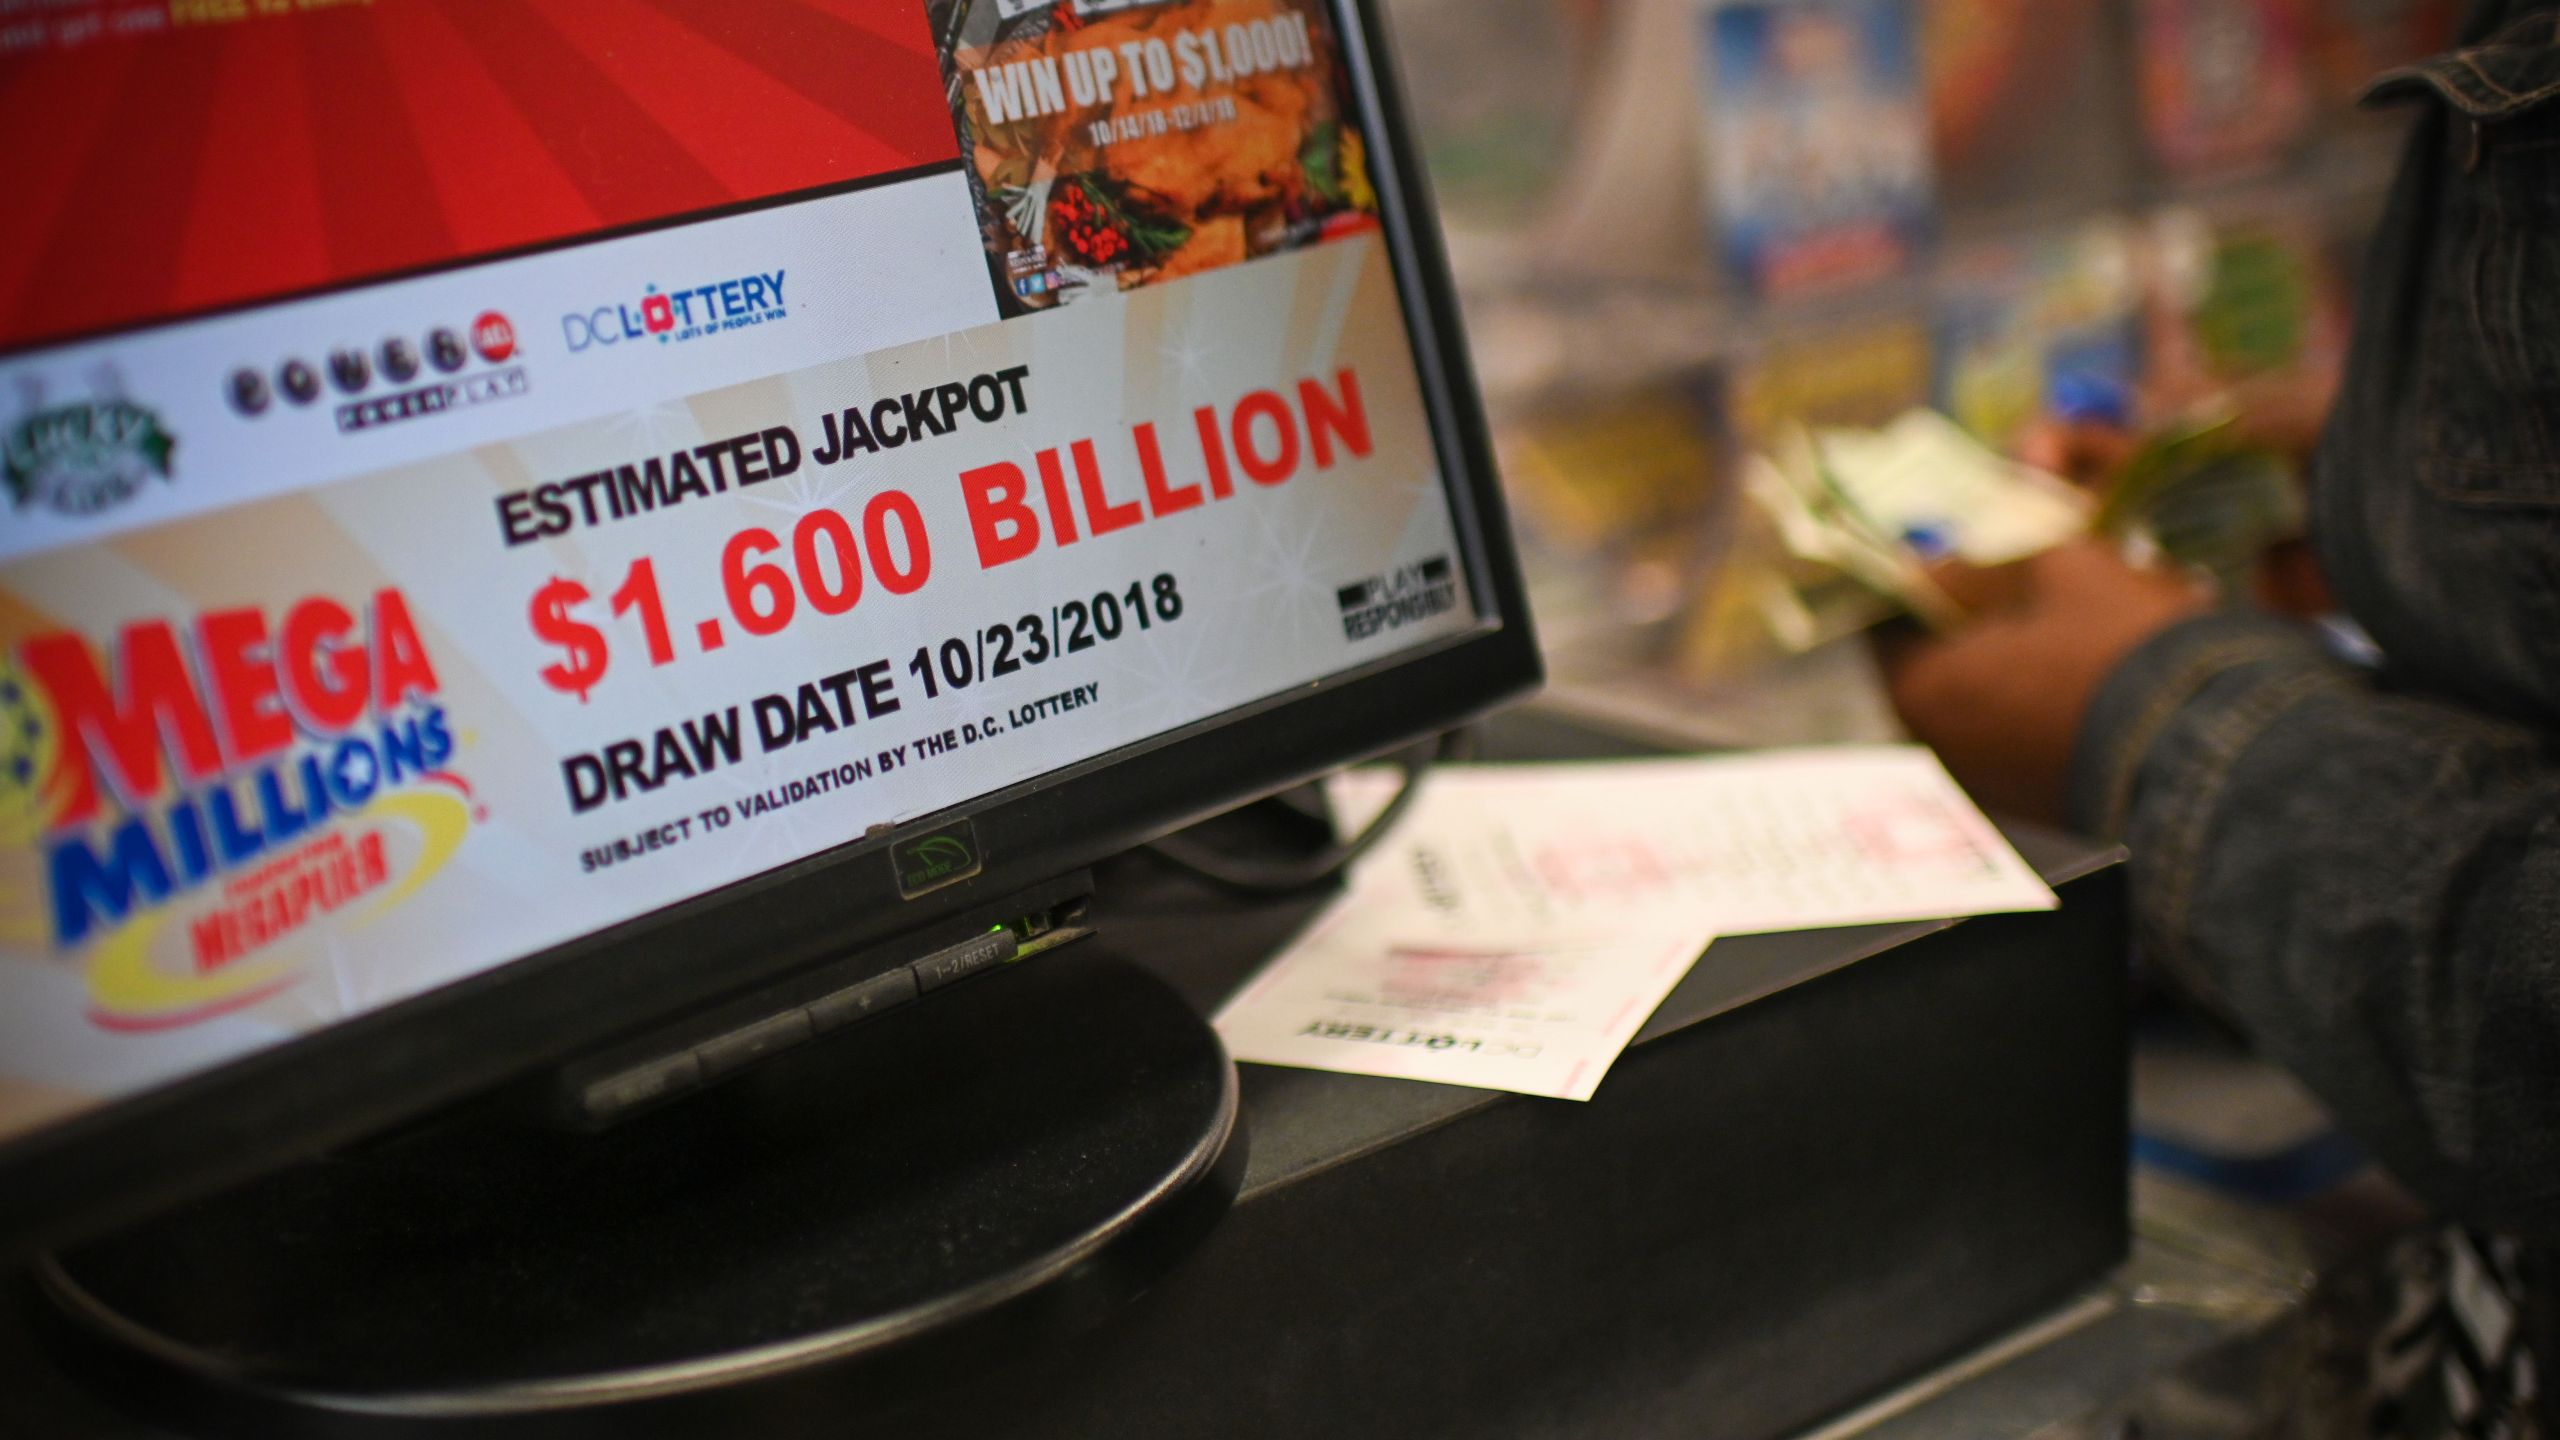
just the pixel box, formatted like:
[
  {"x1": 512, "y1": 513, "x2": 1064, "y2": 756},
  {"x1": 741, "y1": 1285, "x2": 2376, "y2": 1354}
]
[{"x1": 1138, "y1": 728, "x2": 1473, "y2": 895}]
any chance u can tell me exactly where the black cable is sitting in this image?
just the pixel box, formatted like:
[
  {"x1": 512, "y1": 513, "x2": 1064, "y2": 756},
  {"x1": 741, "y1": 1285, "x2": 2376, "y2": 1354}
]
[{"x1": 1139, "y1": 727, "x2": 1475, "y2": 895}]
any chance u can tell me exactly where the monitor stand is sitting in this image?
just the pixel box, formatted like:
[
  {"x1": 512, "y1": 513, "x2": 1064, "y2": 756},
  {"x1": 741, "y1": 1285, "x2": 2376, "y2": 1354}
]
[{"x1": 31, "y1": 936, "x2": 1241, "y2": 1437}]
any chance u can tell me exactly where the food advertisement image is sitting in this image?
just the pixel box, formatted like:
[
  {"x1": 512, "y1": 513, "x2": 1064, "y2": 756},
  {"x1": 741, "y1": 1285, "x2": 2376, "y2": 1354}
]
[{"x1": 927, "y1": 0, "x2": 1383, "y2": 314}]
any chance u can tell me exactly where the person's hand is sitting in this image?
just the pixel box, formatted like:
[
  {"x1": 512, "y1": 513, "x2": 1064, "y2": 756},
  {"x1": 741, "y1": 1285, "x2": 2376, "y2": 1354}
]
[
  {"x1": 2013, "y1": 419, "x2": 2137, "y2": 492},
  {"x1": 1879, "y1": 540, "x2": 2213, "y2": 823}
]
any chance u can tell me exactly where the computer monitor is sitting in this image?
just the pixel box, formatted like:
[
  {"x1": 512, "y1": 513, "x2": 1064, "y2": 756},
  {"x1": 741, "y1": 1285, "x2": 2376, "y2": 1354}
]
[{"x1": 0, "y1": 0, "x2": 1535, "y2": 1303}]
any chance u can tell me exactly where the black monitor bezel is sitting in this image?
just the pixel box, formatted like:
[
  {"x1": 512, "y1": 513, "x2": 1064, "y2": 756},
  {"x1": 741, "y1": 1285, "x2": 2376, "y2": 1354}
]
[{"x1": 0, "y1": 0, "x2": 1538, "y2": 1259}]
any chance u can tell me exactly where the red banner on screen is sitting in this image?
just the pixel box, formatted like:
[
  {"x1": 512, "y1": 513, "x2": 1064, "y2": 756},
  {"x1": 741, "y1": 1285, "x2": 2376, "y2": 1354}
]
[{"x1": 0, "y1": 0, "x2": 961, "y2": 353}]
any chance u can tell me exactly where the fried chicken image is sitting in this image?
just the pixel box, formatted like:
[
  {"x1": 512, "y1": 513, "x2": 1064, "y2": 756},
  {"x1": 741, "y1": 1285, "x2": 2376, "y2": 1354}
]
[
  {"x1": 1155, "y1": 214, "x2": 1248, "y2": 280},
  {"x1": 948, "y1": 0, "x2": 1368, "y2": 307},
  {"x1": 1104, "y1": 71, "x2": 1316, "y2": 217}
]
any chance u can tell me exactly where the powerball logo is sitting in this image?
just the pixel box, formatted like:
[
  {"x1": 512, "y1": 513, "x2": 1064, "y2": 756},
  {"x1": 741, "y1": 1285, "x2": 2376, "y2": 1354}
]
[{"x1": 1, "y1": 590, "x2": 476, "y2": 1031}]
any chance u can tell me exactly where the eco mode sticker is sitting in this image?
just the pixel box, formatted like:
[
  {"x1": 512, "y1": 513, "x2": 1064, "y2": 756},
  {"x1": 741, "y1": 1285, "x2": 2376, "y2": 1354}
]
[{"x1": 893, "y1": 821, "x2": 984, "y2": 898}]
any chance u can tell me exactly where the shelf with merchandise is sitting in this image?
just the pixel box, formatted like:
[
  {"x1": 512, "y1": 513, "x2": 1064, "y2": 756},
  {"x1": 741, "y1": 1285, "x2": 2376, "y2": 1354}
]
[{"x1": 1388, "y1": 0, "x2": 2432, "y2": 729}]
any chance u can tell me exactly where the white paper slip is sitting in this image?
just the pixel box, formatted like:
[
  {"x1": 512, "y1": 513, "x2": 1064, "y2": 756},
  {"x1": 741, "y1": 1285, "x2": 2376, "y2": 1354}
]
[
  {"x1": 1329, "y1": 745, "x2": 2058, "y2": 938},
  {"x1": 1213, "y1": 898, "x2": 1713, "y2": 1101}
]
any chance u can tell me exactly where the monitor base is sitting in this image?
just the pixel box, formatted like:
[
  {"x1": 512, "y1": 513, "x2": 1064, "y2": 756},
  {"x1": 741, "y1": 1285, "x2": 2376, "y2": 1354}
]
[{"x1": 34, "y1": 944, "x2": 1240, "y2": 1437}]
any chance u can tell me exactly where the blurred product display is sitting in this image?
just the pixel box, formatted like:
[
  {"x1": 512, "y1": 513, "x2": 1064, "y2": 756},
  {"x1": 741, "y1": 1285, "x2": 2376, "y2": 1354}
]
[
  {"x1": 1391, "y1": 0, "x2": 2443, "y2": 740},
  {"x1": 1358, "y1": 10, "x2": 2466, "y2": 1431},
  {"x1": 1696, "y1": 0, "x2": 1937, "y2": 299}
]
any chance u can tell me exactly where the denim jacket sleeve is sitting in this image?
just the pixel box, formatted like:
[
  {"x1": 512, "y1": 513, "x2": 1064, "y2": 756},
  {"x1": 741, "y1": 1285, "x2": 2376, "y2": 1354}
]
[
  {"x1": 2058, "y1": 0, "x2": 2560, "y2": 1237},
  {"x1": 2068, "y1": 612, "x2": 2560, "y2": 1235}
]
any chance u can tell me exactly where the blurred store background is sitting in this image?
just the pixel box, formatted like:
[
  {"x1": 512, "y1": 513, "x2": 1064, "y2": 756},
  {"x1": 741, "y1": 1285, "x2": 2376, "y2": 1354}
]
[
  {"x1": 1382, "y1": 0, "x2": 2443, "y2": 746},
  {"x1": 1378, "y1": 14, "x2": 2460, "y2": 1428}
]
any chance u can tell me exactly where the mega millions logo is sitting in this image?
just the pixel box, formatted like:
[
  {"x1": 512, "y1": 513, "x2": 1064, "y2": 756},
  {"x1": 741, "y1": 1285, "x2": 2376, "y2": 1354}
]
[{"x1": 7, "y1": 589, "x2": 474, "y2": 1031}]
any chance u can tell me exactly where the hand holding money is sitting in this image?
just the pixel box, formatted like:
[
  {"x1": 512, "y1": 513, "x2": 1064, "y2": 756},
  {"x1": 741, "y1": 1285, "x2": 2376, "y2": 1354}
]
[{"x1": 1877, "y1": 540, "x2": 2212, "y2": 823}]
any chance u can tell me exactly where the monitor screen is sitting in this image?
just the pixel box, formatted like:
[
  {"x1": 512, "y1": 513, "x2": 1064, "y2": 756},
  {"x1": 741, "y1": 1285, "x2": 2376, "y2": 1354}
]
[{"x1": 0, "y1": 0, "x2": 1531, "y2": 1244}]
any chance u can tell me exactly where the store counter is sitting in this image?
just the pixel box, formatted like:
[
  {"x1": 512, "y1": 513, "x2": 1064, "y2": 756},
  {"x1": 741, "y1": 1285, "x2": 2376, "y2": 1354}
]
[{"x1": 0, "y1": 709, "x2": 2134, "y2": 1439}]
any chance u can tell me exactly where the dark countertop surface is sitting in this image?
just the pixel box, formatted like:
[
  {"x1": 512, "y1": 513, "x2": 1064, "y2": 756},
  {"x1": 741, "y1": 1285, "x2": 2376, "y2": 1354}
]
[{"x1": 0, "y1": 706, "x2": 2136, "y2": 1439}]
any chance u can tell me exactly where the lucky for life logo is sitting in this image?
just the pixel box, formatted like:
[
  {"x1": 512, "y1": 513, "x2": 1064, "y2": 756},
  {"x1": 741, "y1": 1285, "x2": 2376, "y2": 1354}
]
[{"x1": 2, "y1": 398, "x2": 176, "y2": 518}]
